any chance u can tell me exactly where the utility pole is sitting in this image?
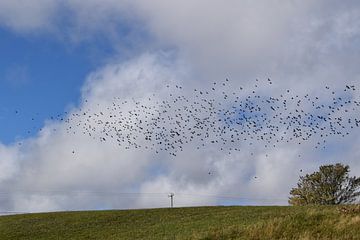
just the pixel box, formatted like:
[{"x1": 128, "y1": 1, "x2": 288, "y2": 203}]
[{"x1": 168, "y1": 193, "x2": 174, "y2": 208}]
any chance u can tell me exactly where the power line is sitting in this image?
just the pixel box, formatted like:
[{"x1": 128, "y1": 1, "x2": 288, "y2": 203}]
[
  {"x1": 0, "y1": 211, "x2": 29, "y2": 215},
  {"x1": 0, "y1": 190, "x2": 286, "y2": 201},
  {"x1": 175, "y1": 193, "x2": 286, "y2": 202},
  {"x1": 0, "y1": 191, "x2": 288, "y2": 215},
  {"x1": 0, "y1": 190, "x2": 168, "y2": 196}
]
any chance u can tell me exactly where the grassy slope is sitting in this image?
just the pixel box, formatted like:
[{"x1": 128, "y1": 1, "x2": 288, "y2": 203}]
[{"x1": 0, "y1": 206, "x2": 359, "y2": 240}]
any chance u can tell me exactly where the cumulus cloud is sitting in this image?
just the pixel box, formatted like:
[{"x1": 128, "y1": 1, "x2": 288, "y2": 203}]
[
  {"x1": 0, "y1": 144, "x2": 19, "y2": 183},
  {"x1": 2, "y1": 1, "x2": 360, "y2": 87},
  {"x1": 0, "y1": 0, "x2": 59, "y2": 32},
  {"x1": 132, "y1": 0, "x2": 360, "y2": 89},
  {"x1": 0, "y1": 54, "x2": 184, "y2": 212},
  {"x1": 0, "y1": 1, "x2": 360, "y2": 212}
]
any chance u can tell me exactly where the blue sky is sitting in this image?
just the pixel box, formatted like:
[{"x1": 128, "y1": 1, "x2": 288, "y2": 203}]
[
  {"x1": 0, "y1": 1, "x2": 359, "y2": 212},
  {"x1": 0, "y1": 27, "x2": 117, "y2": 143}
]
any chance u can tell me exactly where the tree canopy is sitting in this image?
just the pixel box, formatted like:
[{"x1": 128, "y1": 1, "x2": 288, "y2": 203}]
[{"x1": 289, "y1": 163, "x2": 360, "y2": 205}]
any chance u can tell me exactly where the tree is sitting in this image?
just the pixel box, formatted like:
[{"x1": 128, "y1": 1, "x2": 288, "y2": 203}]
[{"x1": 289, "y1": 163, "x2": 360, "y2": 205}]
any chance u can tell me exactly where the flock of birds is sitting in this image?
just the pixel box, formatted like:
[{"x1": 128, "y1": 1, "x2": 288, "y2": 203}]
[
  {"x1": 66, "y1": 79, "x2": 360, "y2": 157},
  {"x1": 8, "y1": 79, "x2": 360, "y2": 157}
]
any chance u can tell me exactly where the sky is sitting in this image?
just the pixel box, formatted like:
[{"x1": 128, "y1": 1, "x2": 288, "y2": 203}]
[{"x1": 0, "y1": 0, "x2": 360, "y2": 213}]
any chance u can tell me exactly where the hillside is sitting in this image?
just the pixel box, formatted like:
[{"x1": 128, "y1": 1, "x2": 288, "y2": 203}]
[{"x1": 0, "y1": 205, "x2": 359, "y2": 240}]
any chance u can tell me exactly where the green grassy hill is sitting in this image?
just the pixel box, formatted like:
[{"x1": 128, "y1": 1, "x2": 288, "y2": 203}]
[{"x1": 1, "y1": 205, "x2": 359, "y2": 240}]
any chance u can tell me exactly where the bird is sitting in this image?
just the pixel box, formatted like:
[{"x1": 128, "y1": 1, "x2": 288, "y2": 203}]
[{"x1": 15, "y1": 77, "x2": 357, "y2": 162}]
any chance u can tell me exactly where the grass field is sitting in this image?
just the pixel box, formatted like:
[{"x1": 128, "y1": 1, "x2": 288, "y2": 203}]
[{"x1": 0, "y1": 205, "x2": 359, "y2": 240}]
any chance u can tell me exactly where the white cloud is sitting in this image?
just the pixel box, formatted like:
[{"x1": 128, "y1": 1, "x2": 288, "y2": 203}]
[
  {"x1": 0, "y1": 0, "x2": 59, "y2": 32},
  {"x1": 0, "y1": 144, "x2": 19, "y2": 183},
  {"x1": 0, "y1": 1, "x2": 360, "y2": 212}
]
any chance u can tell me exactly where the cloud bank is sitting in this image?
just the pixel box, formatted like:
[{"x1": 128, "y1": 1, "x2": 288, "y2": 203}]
[{"x1": 1, "y1": 1, "x2": 360, "y2": 212}]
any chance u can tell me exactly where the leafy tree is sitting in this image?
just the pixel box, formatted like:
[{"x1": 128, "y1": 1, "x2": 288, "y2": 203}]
[{"x1": 289, "y1": 163, "x2": 360, "y2": 205}]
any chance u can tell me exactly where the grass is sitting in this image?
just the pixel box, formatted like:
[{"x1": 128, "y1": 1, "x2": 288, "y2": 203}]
[{"x1": 0, "y1": 205, "x2": 359, "y2": 239}]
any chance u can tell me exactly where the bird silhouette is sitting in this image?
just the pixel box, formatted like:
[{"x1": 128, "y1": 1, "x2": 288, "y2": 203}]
[{"x1": 14, "y1": 78, "x2": 359, "y2": 160}]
